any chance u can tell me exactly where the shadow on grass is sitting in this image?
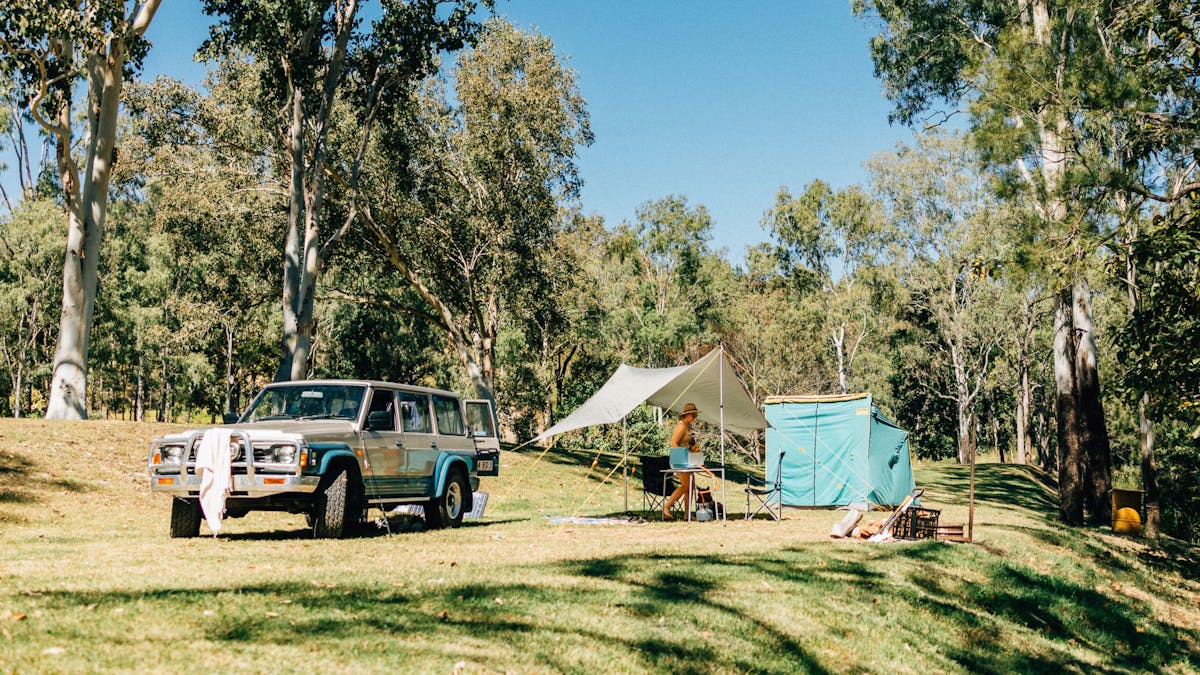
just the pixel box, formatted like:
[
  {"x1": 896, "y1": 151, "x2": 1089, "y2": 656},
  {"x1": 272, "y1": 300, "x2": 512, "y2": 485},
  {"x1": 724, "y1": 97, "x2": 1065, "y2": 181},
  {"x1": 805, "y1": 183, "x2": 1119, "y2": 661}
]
[
  {"x1": 38, "y1": 540, "x2": 1200, "y2": 673},
  {"x1": 919, "y1": 463, "x2": 1058, "y2": 514},
  {"x1": 0, "y1": 449, "x2": 92, "y2": 519},
  {"x1": 216, "y1": 516, "x2": 527, "y2": 541},
  {"x1": 1139, "y1": 538, "x2": 1200, "y2": 582}
]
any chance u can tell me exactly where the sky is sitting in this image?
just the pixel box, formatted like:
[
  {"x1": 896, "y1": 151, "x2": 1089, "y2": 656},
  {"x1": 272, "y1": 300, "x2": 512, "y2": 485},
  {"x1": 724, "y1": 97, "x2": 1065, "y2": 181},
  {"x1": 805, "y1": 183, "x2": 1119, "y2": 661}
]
[{"x1": 7, "y1": 1, "x2": 917, "y2": 260}]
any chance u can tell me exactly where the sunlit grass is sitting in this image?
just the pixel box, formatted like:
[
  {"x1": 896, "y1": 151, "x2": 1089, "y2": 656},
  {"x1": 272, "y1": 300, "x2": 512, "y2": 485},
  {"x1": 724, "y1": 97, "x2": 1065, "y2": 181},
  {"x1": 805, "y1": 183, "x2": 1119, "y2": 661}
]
[{"x1": 1, "y1": 419, "x2": 1197, "y2": 673}]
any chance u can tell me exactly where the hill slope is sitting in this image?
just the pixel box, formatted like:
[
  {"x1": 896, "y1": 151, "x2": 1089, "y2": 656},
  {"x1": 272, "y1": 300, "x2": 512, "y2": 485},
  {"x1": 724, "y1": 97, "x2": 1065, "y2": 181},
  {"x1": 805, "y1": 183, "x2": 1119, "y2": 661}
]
[{"x1": 1, "y1": 419, "x2": 1197, "y2": 673}]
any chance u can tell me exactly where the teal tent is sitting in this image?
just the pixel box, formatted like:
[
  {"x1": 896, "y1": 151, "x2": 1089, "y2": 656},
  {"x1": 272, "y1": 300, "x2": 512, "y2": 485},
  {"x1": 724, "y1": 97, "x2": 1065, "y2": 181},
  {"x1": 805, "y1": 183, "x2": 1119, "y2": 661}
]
[{"x1": 764, "y1": 394, "x2": 914, "y2": 507}]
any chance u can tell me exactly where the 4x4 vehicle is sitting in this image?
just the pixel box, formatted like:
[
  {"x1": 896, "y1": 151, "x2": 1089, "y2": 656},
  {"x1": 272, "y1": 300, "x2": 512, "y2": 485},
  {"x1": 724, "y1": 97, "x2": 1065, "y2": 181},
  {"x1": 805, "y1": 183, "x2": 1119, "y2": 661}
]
[{"x1": 148, "y1": 380, "x2": 500, "y2": 538}]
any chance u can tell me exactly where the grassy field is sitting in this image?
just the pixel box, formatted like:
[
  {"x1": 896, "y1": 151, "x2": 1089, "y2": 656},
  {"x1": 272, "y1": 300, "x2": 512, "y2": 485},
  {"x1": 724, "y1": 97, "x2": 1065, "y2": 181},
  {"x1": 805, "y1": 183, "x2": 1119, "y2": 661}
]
[{"x1": 1, "y1": 419, "x2": 1198, "y2": 674}]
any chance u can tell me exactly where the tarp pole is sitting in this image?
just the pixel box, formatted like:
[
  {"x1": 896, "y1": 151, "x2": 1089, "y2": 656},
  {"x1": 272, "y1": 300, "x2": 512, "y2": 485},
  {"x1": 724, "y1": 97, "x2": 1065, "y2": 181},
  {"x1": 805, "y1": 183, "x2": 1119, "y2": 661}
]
[
  {"x1": 623, "y1": 415, "x2": 629, "y2": 513},
  {"x1": 720, "y1": 344, "x2": 727, "y2": 525}
]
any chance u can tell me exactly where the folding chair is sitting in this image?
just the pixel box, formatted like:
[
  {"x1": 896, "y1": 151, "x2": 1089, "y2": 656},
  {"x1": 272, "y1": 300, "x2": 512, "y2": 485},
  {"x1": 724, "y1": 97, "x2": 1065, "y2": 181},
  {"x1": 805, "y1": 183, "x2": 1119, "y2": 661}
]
[
  {"x1": 639, "y1": 455, "x2": 678, "y2": 515},
  {"x1": 745, "y1": 451, "x2": 784, "y2": 520}
]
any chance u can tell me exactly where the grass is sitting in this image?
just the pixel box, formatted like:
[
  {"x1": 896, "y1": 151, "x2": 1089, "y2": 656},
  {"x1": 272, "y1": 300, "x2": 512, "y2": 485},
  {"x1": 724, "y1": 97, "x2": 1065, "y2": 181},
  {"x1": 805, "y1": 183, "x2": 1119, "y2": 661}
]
[{"x1": 1, "y1": 419, "x2": 1198, "y2": 673}]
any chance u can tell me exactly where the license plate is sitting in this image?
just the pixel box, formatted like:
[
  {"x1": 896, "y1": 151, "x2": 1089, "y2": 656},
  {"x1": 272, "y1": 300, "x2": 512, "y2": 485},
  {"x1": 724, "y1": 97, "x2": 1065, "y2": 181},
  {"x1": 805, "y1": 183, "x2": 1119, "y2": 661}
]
[{"x1": 477, "y1": 459, "x2": 494, "y2": 472}]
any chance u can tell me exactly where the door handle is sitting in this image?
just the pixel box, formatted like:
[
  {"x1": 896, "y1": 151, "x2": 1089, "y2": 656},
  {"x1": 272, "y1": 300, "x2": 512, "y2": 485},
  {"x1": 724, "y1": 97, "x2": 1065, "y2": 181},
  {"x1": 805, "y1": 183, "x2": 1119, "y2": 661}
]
[
  {"x1": 430, "y1": 442, "x2": 438, "y2": 450},
  {"x1": 395, "y1": 439, "x2": 405, "y2": 448}
]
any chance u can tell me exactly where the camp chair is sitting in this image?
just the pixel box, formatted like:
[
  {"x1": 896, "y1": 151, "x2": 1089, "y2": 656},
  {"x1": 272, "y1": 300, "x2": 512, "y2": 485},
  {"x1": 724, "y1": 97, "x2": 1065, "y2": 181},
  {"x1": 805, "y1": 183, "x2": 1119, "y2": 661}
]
[
  {"x1": 639, "y1": 455, "x2": 678, "y2": 515},
  {"x1": 744, "y1": 451, "x2": 784, "y2": 521}
]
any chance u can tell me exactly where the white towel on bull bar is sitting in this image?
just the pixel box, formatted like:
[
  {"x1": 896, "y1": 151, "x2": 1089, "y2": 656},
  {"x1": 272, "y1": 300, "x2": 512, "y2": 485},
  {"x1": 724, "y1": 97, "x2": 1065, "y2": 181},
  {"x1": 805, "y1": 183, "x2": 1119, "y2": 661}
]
[{"x1": 195, "y1": 428, "x2": 233, "y2": 535}]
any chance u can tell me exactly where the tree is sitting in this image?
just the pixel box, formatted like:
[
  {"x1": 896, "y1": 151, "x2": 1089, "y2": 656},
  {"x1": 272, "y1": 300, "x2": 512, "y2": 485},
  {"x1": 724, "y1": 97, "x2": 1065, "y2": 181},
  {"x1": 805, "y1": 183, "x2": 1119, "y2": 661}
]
[
  {"x1": 121, "y1": 69, "x2": 284, "y2": 418},
  {"x1": 201, "y1": 0, "x2": 484, "y2": 382},
  {"x1": 1, "y1": 0, "x2": 161, "y2": 418},
  {"x1": 869, "y1": 131, "x2": 1011, "y2": 465},
  {"x1": 497, "y1": 210, "x2": 612, "y2": 439},
  {"x1": 616, "y1": 195, "x2": 718, "y2": 366},
  {"x1": 1116, "y1": 202, "x2": 1199, "y2": 539},
  {"x1": 762, "y1": 181, "x2": 895, "y2": 395},
  {"x1": 0, "y1": 198, "x2": 60, "y2": 416},
  {"x1": 855, "y1": 0, "x2": 1121, "y2": 524},
  {"x1": 356, "y1": 18, "x2": 592, "y2": 401}
]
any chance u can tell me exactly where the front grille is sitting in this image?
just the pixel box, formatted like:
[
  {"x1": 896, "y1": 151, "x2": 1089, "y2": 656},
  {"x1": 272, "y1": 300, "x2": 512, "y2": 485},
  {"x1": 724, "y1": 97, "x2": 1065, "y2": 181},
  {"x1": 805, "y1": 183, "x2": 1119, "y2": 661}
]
[{"x1": 182, "y1": 439, "x2": 298, "y2": 475}]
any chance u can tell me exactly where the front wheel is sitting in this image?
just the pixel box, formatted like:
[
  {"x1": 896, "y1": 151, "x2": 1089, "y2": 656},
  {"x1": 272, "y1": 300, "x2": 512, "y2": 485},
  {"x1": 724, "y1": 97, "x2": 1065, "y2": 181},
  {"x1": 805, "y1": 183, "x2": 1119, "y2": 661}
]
[
  {"x1": 425, "y1": 470, "x2": 469, "y2": 530},
  {"x1": 313, "y1": 465, "x2": 352, "y2": 539},
  {"x1": 169, "y1": 498, "x2": 201, "y2": 538}
]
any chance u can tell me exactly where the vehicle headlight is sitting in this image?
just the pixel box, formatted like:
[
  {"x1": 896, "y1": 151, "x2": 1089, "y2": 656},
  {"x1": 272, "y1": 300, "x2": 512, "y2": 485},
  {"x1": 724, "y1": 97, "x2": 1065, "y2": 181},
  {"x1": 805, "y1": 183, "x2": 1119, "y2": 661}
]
[
  {"x1": 271, "y1": 444, "x2": 298, "y2": 464},
  {"x1": 158, "y1": 444, "x2": 184, "y2": 464}
]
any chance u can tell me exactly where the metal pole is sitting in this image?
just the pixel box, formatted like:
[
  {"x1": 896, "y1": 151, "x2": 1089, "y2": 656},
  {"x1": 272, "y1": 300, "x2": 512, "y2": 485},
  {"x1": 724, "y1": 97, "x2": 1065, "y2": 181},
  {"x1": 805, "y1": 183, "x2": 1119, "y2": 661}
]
[
  {"x1": 719, "y1": 344, "x2": 727, "y2": 525},
  {"x1": 623, "y1": 415, "x2": 629, "y2": 513}
]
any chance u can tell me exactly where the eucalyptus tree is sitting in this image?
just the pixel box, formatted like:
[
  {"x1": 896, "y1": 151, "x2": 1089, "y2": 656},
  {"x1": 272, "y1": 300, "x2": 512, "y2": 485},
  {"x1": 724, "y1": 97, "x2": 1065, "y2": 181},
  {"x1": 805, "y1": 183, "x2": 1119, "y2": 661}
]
[
  {"x1": 201, "y1": 0, "x2": 485, "y2": 382},
  {"x1": 0, "y1": 0, "x2": 161, "y2": 419},
  {"x1": 614, "y1": 195, "x2": 720, "y2": 366},
  {"x1": 1116, "y1": 200, "x2": 1199, "y2": 538},
  {"x1": 0, "y1": 198, "x2": 61, "y2": 416},
  {"x1": 0, "y1": 87, "x2": 40, "y2": 211},
  {"x1": 119, "y1": 69, "x2": 284, "y2": 417},
  {"x1": 854, "y1": 0, "x2": 1123, "y2": 523},
  {"x1": 489, "y1": 210, "x2": 613, "y2": 439},
  {"x1": 869, "y1": 132, "x2": 1013, "y2": 465},
  {"x1": 356, "y1": 19, "x2": 592, "y2": 402},
  {"x1": 761, "y1": 180, "x2": 894, "y2": 395}
]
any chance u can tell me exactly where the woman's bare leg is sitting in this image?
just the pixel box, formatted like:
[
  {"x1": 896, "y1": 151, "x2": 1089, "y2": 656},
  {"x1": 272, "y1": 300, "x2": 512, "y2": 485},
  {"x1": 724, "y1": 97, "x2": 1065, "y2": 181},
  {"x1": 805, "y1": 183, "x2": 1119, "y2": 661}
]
[{"x1": 662, "y1": 473, "x2": 693, "y2": 518}]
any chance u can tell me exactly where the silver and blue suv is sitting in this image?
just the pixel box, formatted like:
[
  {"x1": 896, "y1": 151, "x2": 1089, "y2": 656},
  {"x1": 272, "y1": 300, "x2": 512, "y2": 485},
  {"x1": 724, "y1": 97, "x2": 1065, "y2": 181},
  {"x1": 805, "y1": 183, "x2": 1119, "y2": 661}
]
[{"x1": 148, "y1": 380, "x2": 500, "y2": 538}]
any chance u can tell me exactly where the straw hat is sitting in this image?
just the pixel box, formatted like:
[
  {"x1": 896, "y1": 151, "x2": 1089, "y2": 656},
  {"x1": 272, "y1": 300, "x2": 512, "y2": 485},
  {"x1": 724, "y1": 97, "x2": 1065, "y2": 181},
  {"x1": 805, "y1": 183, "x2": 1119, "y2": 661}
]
[{"x1": 681, "y1": 402, "x2": 700, "y2": 416}]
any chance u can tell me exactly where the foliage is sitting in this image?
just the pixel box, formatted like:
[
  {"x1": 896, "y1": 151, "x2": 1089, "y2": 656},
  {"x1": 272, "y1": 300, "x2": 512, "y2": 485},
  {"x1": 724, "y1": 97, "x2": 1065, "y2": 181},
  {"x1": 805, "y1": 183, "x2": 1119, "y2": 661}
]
[
  {"x1": 0, "y1": 198, "x2": 60, "y2": 416},
  {"x1": 356, "y1": 18, "x2": 592, "y2": 402}
]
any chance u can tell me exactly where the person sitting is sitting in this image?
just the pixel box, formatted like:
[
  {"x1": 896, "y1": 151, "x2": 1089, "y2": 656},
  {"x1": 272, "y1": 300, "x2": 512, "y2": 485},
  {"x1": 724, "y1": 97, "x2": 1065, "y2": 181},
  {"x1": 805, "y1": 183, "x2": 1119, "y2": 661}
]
[{"x1": 662, "y1": 402, "x2": 701, "y2": 520}]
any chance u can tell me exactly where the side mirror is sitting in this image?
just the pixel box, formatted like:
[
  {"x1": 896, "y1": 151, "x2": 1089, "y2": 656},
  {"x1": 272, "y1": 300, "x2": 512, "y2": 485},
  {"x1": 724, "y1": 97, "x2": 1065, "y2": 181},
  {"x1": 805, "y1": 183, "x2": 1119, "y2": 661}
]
[
  {"x1": 365, "y1": 410, "x2": 391, "y2": 431},
  {"x1": 223, "y1": 413, "x2": 240, "y2": 424}
]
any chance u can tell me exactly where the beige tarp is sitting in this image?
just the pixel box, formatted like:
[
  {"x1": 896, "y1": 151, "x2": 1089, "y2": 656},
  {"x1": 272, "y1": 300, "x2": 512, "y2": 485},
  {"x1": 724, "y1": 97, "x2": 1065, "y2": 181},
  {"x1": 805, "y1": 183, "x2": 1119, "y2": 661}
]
[{"x1": 532, "y1": 348, "x2": 767, "y2": 445}]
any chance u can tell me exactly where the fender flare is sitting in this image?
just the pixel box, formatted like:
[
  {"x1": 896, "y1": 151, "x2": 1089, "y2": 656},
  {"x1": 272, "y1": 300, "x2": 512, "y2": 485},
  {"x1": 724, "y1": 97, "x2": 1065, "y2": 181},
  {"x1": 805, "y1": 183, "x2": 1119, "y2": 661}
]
[
  {"x1": 312, "y1": 444, "x2": 359, "y2": 477},
  {"x1": 433, "y1": 454, "x2": 473, "y2": 511}
]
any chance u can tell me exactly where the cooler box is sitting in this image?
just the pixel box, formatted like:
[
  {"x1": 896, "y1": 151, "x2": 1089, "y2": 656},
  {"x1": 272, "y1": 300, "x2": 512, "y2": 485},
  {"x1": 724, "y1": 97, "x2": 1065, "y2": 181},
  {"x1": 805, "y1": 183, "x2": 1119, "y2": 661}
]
[{"x1": 669, "y1": 447, "x2": 703, "y2": 469}]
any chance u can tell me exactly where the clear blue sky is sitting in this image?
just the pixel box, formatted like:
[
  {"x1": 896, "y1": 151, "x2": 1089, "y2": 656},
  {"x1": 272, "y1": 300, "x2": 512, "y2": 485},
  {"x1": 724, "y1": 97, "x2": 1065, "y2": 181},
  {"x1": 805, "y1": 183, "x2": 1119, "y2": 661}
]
[{"x1": 10, "y1": 1, "x2": 915, "y2": 260}]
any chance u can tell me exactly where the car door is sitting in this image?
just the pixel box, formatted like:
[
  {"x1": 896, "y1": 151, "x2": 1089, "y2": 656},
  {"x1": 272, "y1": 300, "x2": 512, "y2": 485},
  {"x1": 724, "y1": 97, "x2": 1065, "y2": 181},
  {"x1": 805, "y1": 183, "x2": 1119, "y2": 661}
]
[
  {"x1": 465, "y1": 399, "x2": 500, "y2": 476},
  {"x1": 396, "y1": 390, "x2": 436, "y2": 496},
  {"x1": 359, "y1": 388, "x2": 404, "y2": 496},
  {"x1": 427, "y1": 394, "x2": 473, "y2": 489}
]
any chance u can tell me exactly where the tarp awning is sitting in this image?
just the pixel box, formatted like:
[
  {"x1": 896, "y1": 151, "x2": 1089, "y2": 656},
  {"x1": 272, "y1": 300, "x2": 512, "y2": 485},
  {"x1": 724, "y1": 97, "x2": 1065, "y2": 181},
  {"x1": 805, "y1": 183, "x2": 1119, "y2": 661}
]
[{"x1": 533, "y1": 348, "x2": 767, "y2": 444}]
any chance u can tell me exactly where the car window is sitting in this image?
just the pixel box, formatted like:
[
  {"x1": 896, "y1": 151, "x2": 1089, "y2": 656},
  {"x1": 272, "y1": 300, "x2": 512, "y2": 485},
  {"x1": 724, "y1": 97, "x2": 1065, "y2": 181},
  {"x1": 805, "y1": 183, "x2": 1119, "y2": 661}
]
[
  {"x1": 365, "y1": 390, "x2": 396, "y2": 431},
  {"x1": 432, "y1": 396, "x2": 464, "y2": 436},
  {"x1": 466, "y1": 401, "x2": 495, "y2": 437},
  {"x1": 398, "y1": 392, "x2": 432, "y2": 434}
]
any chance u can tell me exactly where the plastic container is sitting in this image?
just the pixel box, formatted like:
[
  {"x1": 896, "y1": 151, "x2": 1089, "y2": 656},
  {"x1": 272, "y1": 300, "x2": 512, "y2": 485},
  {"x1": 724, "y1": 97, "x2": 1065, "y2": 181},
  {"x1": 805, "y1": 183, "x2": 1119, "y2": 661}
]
[
  {"x1": 1111, "y1": 489, "x2": 1144, "y2": 535},
  {"x1": 669, "y1": 447, "x2": 703, "y2": 468}
]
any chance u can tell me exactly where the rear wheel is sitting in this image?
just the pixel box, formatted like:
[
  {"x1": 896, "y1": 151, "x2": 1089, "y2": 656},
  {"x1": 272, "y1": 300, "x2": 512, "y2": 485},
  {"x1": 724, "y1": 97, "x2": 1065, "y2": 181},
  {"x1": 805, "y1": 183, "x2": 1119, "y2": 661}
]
[
  {"x1": 425, "y1": 469, "x2": 469, "y2": 530},
  {"x1": 169, "y1": 498, "x2": 201, "y2": 538}
]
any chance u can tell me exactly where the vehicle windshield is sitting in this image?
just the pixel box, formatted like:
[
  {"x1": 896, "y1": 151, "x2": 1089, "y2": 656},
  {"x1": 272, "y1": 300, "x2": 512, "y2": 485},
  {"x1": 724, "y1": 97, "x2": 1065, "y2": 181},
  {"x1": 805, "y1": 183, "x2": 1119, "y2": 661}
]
[{"x1": 242, "y1": 384, "x2": 367, "y2": 423}]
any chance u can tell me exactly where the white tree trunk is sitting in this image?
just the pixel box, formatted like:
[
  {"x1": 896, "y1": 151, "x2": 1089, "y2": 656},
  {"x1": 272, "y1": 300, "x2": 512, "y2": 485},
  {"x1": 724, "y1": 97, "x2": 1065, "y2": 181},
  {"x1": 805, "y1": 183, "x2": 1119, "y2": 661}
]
[
  {"x1": 1016, "y1": 362, "x2": 1030, "y2": 465},
  {"x1": 44, "y1": 1, "x2": 161, "y2": 419},
  {"x1": 831, "y1": 324, "x2": 848, "y2": 394}
]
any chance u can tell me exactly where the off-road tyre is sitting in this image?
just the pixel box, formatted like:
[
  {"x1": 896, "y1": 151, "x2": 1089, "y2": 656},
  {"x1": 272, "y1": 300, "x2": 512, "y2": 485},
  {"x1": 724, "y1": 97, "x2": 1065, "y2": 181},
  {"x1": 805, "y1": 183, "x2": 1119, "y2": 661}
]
[
  {"x1": 425, "y1": 468, "x2": 469, "y2": 530},
  {"x1": 313, "y1": 464, "x2": 351, "y2": 539},
  {"x1": 169, "y1": 498, "x2": 202, "y2": 538}
]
